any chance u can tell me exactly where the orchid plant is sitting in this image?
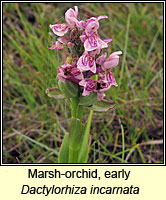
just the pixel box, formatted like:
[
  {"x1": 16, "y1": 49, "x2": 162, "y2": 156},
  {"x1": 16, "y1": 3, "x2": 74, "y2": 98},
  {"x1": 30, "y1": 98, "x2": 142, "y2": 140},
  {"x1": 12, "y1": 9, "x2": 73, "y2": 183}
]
[{"x1": 46, "y1": 6, "x2": 122, "y2": 163}]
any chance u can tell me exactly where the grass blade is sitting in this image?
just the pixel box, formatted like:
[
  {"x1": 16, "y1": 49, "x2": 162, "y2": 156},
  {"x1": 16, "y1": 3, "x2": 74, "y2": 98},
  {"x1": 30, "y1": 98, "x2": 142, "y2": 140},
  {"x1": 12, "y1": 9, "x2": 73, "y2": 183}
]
[
  {"x1": 14, "y1": 129, "x2": 59, "y2": 156},
  {"x1": 119, "y1": 13, "x2": 131, "y2": 86}
]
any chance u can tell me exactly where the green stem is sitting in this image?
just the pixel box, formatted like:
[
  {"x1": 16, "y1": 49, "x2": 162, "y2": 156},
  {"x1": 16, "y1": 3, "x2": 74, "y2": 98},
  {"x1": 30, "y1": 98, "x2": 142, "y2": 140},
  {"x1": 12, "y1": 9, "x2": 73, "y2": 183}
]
[{"x1": 71, "y1": 97, "x2": 83, "y2": 120}]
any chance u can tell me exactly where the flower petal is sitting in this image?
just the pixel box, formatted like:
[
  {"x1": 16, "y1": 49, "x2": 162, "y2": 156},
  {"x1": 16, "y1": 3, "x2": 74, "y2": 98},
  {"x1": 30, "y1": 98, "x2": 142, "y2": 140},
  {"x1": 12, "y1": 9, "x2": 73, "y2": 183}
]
[
  {"x1": 97, "y1": 15, "x2": 108, "y2": 21},
  {"x1": 86, "y1": 17, "x2": 99, "y2": 34},
  {"x1": 79, "y1": 20, "x2": 87, "y2": 29},
  {"x1": 96, "y1": 52, "x2": 107, "y2": 65},
  {"x1": 105, "y1": 72, "x2": 118, "y2": 87},
  {"x1": 103, "y1": 38, "x2": 112, "y2": 44},
  {"x1": 88, "y1": 56, "x2": 96, "y2": 73},
  {"x1": 57, "y1": 36, "x2": 68, "y2": 44},
  {"x1": 102, "y1": 51, "x2": 122, "y2": 70},
  {"x1": 65, "y1": 7, "x2": 78, "y2": 26},
  {"x1": 77, "y1": 54, "x2": 89, "y2": 71},
  {"x1": 98, "y1": 38, "x2": 108, "y2": 49},
  {"x1": 50, "y1": 24, "x2": 69, "y2": 36}
]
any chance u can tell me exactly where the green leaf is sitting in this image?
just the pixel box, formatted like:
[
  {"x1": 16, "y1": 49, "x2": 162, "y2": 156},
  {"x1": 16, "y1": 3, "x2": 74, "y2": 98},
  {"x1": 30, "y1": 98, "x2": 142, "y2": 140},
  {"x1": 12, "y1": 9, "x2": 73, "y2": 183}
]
[
  {"x1": 78, "y1": 111, "x2": 93, "y2": 163},
  {"x1": 58, "y1": 133, "x2": 69, "y2": 163},
  {"x1": 58, "y1": 80, "x2": 78, "y2": 98},
  {"x1": 79, "y1": 92, "x2": 98, "y2": 106},
  {"x1": 89, "y1": 100, "x2": 116, "y2": 112},
  {"x1": 45, "y1": 87, "x2": 65, "y2": 99}
]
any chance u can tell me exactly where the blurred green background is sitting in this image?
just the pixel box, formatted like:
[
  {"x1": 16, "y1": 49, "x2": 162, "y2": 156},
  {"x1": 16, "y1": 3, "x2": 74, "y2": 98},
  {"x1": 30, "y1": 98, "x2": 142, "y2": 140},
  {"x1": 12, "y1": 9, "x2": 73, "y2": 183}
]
[{"x1": 3, "y1": 2, "x2": 163, "y2": 163}]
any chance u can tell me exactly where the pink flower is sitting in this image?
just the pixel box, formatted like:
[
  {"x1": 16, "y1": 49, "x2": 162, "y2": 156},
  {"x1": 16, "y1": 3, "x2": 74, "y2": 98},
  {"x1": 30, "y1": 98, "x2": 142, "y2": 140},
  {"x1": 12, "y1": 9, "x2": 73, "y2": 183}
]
[
  {"x1": 58, "y1": 37, "x2": 74, "y2": 47},
  {"x1": 83, "y1": 32, "x2": 108, "y2": 51},
  {"x1": 102, "y1": 51, "x2": 122, "y2": 70},
  {"x1": 67, "y1": 42, "x2": 74, "y2": 47},
  {"x1": 57, "y1": 63, "x2": 83, "y2": 83},
  {"x1": 50, "y1": 6, "x2": 79, "y2": 37},
  {"x1": 48, "y1": 41, "x2": 64, "y2": 50},
  {"x1": 79, "y1": 20, "x2": 87, "y2": 29},
  {"x1": 77, "y1": 51, "x2": 96, "y2": 73},
  {"x1": 49, "y1": 24, "x2": 69, "y2": 36},
  {"x1": 65, "y1": 6, "x2": 78, "y2": 26},
  {"x1": 79, "y1": 15, "x2": 109, "y2": 52},
  {"x1": 79, "y1": 16, "x2": 108, "y2": 34},
  {"x1": 86, "y1": 16, "x2": 107, "y2": 34},
  {"x1": 48, "y1": 7, "x2": 122, "y2": 102},
  {"x1": 79, "y1": 79, "x2": 96, "y2": 96},
  {"x1": 95, "y1": 74, "x2": 111, "y2": 100},
  {"x1": 57, "y1": 36, "x2": 68, "y2": 44},
  {"x1": 95, "y1": 73, "x2": 118, "y2": 100},
  {"x1": 100, "y1": 72, "x2": 118, "y2": 88},
  {"x1": 48, "y1": 37, "x2": 74, "y2": 50}
]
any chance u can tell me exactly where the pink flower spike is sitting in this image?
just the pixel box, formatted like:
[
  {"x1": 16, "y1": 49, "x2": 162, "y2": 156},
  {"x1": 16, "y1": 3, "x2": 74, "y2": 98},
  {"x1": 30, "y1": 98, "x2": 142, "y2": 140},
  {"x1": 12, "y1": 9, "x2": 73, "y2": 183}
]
[
  {"x1": 49, "y1": 24, "x2": 69, "y2": 36},
  {"x1": 65, "y1": 6, "x2": 79, "y2": 26},
  {"x1": 102, "y1": 51, "x2": 122, "y2": 70}
]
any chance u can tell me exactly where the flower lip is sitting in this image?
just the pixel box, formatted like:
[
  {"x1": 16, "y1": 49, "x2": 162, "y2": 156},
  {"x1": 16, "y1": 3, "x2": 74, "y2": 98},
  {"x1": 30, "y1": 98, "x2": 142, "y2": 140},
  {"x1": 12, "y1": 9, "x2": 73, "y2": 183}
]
[{"x1": 77, "y1": 51, "x2": 96, "y2": 73}]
